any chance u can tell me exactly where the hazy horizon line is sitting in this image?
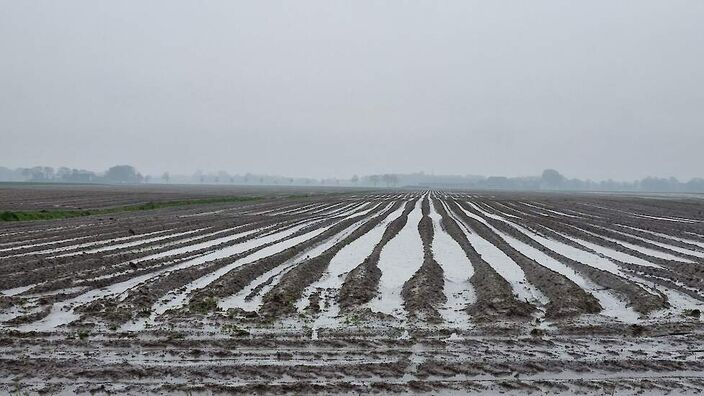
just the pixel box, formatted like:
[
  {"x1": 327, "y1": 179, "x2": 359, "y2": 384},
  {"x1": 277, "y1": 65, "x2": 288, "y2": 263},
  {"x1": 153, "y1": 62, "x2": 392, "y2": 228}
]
[{"x1": 2, "y1": 164, "x2": 703, "y2": 184}]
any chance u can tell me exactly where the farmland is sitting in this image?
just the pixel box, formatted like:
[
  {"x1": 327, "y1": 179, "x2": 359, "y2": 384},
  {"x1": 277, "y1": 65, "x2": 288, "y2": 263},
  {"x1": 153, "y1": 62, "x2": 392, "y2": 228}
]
[{"x1": 1, "y1": 185, "x2": 704, "y2": 394}]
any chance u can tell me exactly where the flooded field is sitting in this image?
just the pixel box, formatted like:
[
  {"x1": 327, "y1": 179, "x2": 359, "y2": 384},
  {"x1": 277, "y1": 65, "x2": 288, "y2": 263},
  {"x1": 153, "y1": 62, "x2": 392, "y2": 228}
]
[{"x1": 1, "y1": 186, "x2": 703, "y2": 394}]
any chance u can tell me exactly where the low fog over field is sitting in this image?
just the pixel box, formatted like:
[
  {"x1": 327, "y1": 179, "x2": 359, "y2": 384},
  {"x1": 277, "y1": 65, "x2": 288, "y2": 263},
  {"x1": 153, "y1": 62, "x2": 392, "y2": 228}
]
[{"x1": 1, "y1": 1, "x2": 703, "y2": 180}]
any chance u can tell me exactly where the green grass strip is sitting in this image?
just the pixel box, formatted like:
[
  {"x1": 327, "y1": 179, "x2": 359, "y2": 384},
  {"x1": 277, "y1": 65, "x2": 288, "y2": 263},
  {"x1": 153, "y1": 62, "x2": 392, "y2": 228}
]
[{"x1": 0, "y1": 196, "x2": 261, "y2": 222}]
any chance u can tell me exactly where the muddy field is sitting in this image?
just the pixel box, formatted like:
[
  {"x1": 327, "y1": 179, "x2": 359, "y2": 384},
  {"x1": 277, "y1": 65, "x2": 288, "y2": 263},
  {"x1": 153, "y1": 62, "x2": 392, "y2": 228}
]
[
  {"x1": 0, "y1": 183, "x2": 352, "y2": 211},
  {"x1": 1, "y1": 187, "x2": 703, "y2": 394}
]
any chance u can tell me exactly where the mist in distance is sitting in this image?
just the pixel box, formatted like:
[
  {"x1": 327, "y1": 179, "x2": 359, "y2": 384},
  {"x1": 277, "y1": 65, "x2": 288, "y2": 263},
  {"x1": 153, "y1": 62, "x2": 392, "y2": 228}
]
[
  {"x1": 3, "y1": 165, "x2": 704, "y2": 194},
  {"x1": 1, "y1": 1, "x2": 703, "y2": 181}
]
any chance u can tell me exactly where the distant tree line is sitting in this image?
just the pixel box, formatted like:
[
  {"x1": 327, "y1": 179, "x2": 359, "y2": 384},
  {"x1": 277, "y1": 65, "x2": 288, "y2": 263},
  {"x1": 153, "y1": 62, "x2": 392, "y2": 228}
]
[
  {"x1": 2, "y1": 165, "x2": 704, "y2": 193},
  {"x1": 412, "y1": 169, "x2": 704, "y2": 193},
  {"x1": 0, "y1": 165, "x2": 143, "y2": 184},
  {"x1": 360, "y1": 169, "x2": 704, "y2": 193}
]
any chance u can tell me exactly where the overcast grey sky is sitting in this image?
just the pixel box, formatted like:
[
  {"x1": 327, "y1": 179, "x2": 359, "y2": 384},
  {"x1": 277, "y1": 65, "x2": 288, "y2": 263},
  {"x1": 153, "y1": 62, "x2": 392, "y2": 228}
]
[{"x1": 1, "y1": 1, "x2": 703, "y2": 180}]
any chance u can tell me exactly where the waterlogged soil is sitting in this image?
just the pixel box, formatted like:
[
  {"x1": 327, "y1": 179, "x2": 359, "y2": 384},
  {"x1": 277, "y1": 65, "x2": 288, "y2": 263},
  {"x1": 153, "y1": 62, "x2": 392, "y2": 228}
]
[
  {"x1": 401, "y1": 196, "x2": 446, "y2": 322},
  {"x1": 2, "y1": 325, "x2": 704, "y2": 395},
  {"x1": 1, "y1": 187, "x2": 704, "y2": 394}
]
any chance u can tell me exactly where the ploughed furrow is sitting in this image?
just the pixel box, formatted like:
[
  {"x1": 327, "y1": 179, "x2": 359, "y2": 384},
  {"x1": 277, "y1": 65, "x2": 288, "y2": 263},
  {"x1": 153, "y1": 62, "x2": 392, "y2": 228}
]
[
  {"x1": 223, "y1": 204, "x2": 395, "y2": 317},
  {"x1": 242, "y1": 199, "x2": 318, "y2": 215},
  {"x1": 0, "y1": 235, "x2": 83, "y2": 252},
  {"x1": 116, "y1": 202, "x2": 364, "y2": 265},
  {"x1": 0, "y1": 227, "x2": 175, "y2": 259},
  {"x1": 276, "y1": 202, "x2": 342, "y2": 216},
  {"x1": 95, "y1": 205, "x2": 380, "y2": 305},
  {"x1": 296, "y1": 202, "x2": 355, "y2": 217},
  {"x1": 477, "y1": 201, "x2": 668, "y2": 315},
  {"x1": 521, "y1": 201, "x2": 600, "y2": 221},
  {"x1": 127, "y1": 220, "x2": 354, "y2": 330},
  {"x1": 592, "y1": 218, "x2": 704, "y2": 256},
  {"x1": 0, "y1": 226, "x2": 81, "y2": 247},
  {"x1": 337, "y1": 198, "x2": 419, "y2": 311},
  {"x1": 454, "y1": 200, "x2": 601, "y2": 319},
  {"x1": 0, "y1": 232, "x2": 125, "y2": 257},
  {"x1": 246, "y1": 202, "x2": 322, "y2": 216},
  {"x1": 615, "y1": 261, "x2": 704, "y2": 304},
  {"x1": 74, "y1": 219, "x2": 344, "y2": 325},
  {"x1": 471, "y1": 202, "x2": 664, "y2": 319},
  {"x1": 238, "y1": 199, "x2": 333, "y2": 216},
  {"x1": 2, "y1": 203, "x2": 363, "y2": 294},
  {"x1": 260, "y1": 202, "x2": 335, "y2": 217},
  {"x1": 65, "y1": 204, "x2": 371, "y2": 298},
  {"x1": 482, "y1": 201, "x2": 622, "y2": 256},
  {"x1": 50, "y1": 228, "x2": 218, "y2": 258},
  {"x1": 0, "y1": 218, "x2": 220, "y2": 269},
  {"x1": 432, "y1": 198, "x2": 534, "y2": 321},
  {"x1": 497, "y1": 201, "x2": 676, "y2": 268},
  {"x1": 512, "y1": 201, "x2": 703, "y2": 264},
  {"x1": 618, "y1": 226, "x2": 704, "y2": 251},
  {"x1": 526, "y1": 225, "x2": 702, "y2": 308},
  {"x1": 400, "y1": 196, "x2": 445, "y2": 323},
  {"x1": 126, "y1": 223, "x2": 284, "y2": 263},
  {"x1": 0, "y1": 217, "x2": 176, "y2": 254},
  {"x1": 0, "y1": 199, "x2": 344, "y2": 262},
  {"x1": 90, "y1": 201, "x2": 360, "y2": 261},
  {"x1": 39, "y1": 220, "x2": 258, "y2": 258},
  {"x1": 366, "y1": 197, "x2": 424, "y2": 319},
  {"x1": 492, "y1": 201, "x2": 654, "y2": 272},
  {"x1": 0, "y1": 211, "x2": 233, "y2": 258},
  {"x1": 186, "y1": 202, "x2": 388, "y2": 314},
  {"x1": 0, "y1": 217, "x2": 296, "y2": 292},
  {"x1": 491, "y1": 201, "x2": 704, "y2": 303},
  {"x1": 528, "y1": 211, "x2": 704, "y2": 305},
  {"x1": 258, "y1": 201, "x2": 403, "y2": 318},
  {"x1": 14, "y1": 209, "x2": 357, "y2": 330},
  {"x1": 6, "y1": 202, "x2": 377, "y2": 326},
  {"x1": 606, "y1": 228, "x2": 704, "y2": 259},
  {"x1": 545, "y1": 200, "x2": 704, "y2": 245},
  {"x1": 10, "y1": 227, "x2": 267, "y2": 296},
  {"x1": 444, "y1": 200, "x2": 550, "y2": 314},
  {"x1": 428, "y1": 197, "x2": 474, "y2": 326},
  {"x1": 542, "y1": 232, "x2": 704, "y2": 302},
  {"x1": 575, "y1": 199, "x2": 704, "y2": 226},
  {"x1": 295, "y1": 203, "x2": 409, "y2": 329},
  {"x1": 586, "y1": 228, "x2": 701, "y2": 263}
]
